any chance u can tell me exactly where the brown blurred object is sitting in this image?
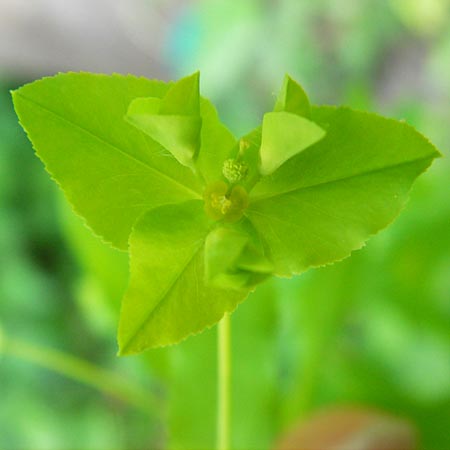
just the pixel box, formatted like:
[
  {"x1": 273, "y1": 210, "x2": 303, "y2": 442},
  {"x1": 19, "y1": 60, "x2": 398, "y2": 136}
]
[{"x1": 274, "y1": 406, "x2": 417, "y2": 450}]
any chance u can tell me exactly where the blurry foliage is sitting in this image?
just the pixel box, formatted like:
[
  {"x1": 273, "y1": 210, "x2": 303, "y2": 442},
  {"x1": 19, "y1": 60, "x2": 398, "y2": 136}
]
[
  {"x1": 390, "y1": 0, "x2": 450, "y2": 35},
  {"x1": 1, "y1": 0, "x2": 450, "y2": 449},
  {"x1": 0, "y1": 80, "x2": 160, "y2": 449}
]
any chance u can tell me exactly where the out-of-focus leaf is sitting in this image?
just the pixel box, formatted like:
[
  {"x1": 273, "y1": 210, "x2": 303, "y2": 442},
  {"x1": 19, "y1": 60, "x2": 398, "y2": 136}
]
[{"x1": 58, "y1": 197, "x2": 128, "y2": 308}]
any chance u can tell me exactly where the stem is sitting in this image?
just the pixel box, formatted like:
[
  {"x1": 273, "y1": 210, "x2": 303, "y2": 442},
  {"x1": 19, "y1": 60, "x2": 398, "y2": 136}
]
[
  {"x1": 217, "y1": 313, "x2": 231, "y2": 450},
  {"x1": 0, "y1": 331, "x2": 156, "y2": 415}
]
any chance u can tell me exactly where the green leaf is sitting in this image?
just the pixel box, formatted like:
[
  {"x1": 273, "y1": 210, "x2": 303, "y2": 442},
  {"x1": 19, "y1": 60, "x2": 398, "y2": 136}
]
[
  {"x1": 125, "y1": 72, "x2": 202, "y2": 170},
  {"x1": 160, "y1": 71, "x2": 200, "y2": 115},
  {"x1": 13, "y1": 70, "x2": 442, "y2": 358},
  {"x1": 194, "y1": 98, "x2": 237, "y2": 183},
  {"x1": 274, "y1": 74, "x2": 311, "y2": 118},
  {"x1": 126, "y1": 99, "x2": 201, "y2": 170},
  {"x1": 12, "y1": 73, "x2": 202, "y2": 250},
  {"x1": 118, "y1": 201, "x2": 248, "y2": 354},
  {"x1": 205, "y1": 227, "x2": 272, "y2": 290},
  {"x1": 259, "y1": 76, "x2": 323, "y2": 176},
  {"x1": 247, "y1": 106, "x2": 440, "y2": 276},
  {"x1": 126, "y1": 72, "x2": 237, "y2": 180},
  {"x1": 259, "y1": 111, "x2": 326, "y2": 176}
]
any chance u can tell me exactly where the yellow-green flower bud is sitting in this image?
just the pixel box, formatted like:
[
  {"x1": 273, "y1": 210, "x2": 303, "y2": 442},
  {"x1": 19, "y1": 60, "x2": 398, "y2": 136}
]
[
  {"x1": 222, "y1": 159, "x2": 248, "y2": 184},
  {"x1": 204, "y1": 181, "x2": 249, "y2": 222}
]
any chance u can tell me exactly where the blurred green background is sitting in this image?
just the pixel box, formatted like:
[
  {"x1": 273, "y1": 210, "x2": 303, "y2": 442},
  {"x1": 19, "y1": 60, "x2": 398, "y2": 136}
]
[{"x1": 0, "y1": 1, "x2": 449, "y2": 449}]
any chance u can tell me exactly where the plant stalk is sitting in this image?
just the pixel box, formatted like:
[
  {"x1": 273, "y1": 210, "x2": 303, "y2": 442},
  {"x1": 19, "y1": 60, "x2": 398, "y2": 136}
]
[
  {"x1": 0, "y1": 331, "x2": 156, "y2": 415},
  {"x1": 217, "y1": 313, "x2": 231, "y2": 450}
]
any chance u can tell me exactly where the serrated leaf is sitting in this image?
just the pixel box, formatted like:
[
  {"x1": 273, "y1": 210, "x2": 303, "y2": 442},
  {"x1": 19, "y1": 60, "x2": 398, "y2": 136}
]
[
  {"x1": 247, "y1": 106, "x2": 440, "y2": 276},
  {"x1": 259, "y1": 111, "x2": 326, "y2": 176},
  {"x1": 12, "y1": 71, "x2": 442, "y2": 358},
  {"x1": 12, "y1": 73, "x2": 202, "y2": 250},
  {"x1": 118, "y1": 201, "x2": 249, "y2": 354},
  {"x1": 125, "y1": 72, "x2": 202, "y2": 170}
]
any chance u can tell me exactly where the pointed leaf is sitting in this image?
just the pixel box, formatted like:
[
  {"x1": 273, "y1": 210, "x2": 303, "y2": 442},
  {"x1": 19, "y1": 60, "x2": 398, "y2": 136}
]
[
  {"x1": 126, "y1": 72, "x2": 202, "y2": 169},
  {"x1": 118, "y1": 201, "x2": 248, "y2": 354},
  {"x1": 12, "y1": 73, "x2": 202, "y2": 250},
  {"x1": 274, "y1": 74, "x2": 311, "y2": 118},
  {"x1": 259, "y1": 111, "x2": 326, "y2": 176},
  {"x1": 126, "y1": 92, "x2": 236, "y2": 182},
  {"x1": 160, "y1": 71, "x2": 200, "y2": 115},
  {"x1": 247, "y1": 107, "x2": 440, "y2": 276},
  {"x1": 126, "y1": 101, "x2": 201, "y2": 169},
  {"x1": 195, "y1": 99, "x2": 237, "y2": 183}
]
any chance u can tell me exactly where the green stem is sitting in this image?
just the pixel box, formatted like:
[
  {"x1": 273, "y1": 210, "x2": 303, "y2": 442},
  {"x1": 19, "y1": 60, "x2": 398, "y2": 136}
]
[
  {"x1": 0, "y1": 331, "x2": 156, "y2": 415},
  {"x1": 217, "y1": 313, "x2": 231, "y2": 450}
]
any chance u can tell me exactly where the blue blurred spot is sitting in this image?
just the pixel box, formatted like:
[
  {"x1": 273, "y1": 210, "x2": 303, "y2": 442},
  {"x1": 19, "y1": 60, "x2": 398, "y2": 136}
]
[{"x1": 164, "y1": 8, "x2": 202, "y2": 74}]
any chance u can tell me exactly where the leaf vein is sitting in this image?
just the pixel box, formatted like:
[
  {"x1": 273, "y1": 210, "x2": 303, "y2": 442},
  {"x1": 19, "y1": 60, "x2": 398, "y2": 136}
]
[
  {"x1": 251, "y1": 155, "x2": 436, "y2": 203},
  {"x1": 121, "y1": 241, "x2": 204, "y2": 353},
  {"x1": 15, "y1": 93, "x2": 201, "y2": 199}
]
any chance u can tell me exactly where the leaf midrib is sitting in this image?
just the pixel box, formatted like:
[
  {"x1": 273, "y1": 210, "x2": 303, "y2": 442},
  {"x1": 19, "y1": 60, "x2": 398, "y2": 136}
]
[
  {"x1": 250, "y1": 154, "x2": 436, "y2": 204},
  {"x1": 120, "y1": 241, "x2": 205, "y2": 354},
  {"x1": 15, "y1": 92, "x2": 201, "y2": 199},
  {"x1": 245, "y1": 155, "x2": 436, "y2": 276}
]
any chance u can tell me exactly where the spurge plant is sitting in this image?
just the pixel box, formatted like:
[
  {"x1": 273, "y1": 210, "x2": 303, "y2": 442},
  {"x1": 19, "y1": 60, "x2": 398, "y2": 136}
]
[{"x1": 12, "y1": 71, "x2": 440, "y2": 448}]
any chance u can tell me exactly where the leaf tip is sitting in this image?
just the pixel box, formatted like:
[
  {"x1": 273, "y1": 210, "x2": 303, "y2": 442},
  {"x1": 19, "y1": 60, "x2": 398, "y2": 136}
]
[
  {"x1": 116, "y1": 346, "x2": 129, "y2": 357},
  {"x1": 259, "y1": 112, "x2": 326, "y2": 176},
  {"x1": 10, "y1": 87, "x2": 25, "y2": 113},
  {"x1": 117, "y1": 334, "x2": 136, "y2": 357},
  {"x1": 275, "y1": 74, "x2": 311, "y2": 118},
  {"x1": 189, "y1": 69, "x2": 200, "y2": 83}
]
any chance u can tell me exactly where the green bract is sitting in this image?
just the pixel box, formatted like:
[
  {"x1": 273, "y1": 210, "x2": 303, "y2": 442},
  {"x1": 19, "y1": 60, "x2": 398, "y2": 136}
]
[{"x1": 12, "y1": 72, "x2": 440, "y2": 355}]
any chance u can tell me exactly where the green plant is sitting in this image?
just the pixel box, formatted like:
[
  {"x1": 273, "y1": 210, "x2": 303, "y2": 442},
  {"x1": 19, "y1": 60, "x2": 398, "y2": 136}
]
[{"x1": 11, "y1": 72, "x2": 440, "y2": 448}]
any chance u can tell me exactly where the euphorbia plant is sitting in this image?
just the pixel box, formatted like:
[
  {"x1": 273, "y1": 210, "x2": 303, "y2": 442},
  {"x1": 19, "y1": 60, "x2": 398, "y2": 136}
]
[{"x1": 12, "y1": 72, "x2": 440, "y2": 448}]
